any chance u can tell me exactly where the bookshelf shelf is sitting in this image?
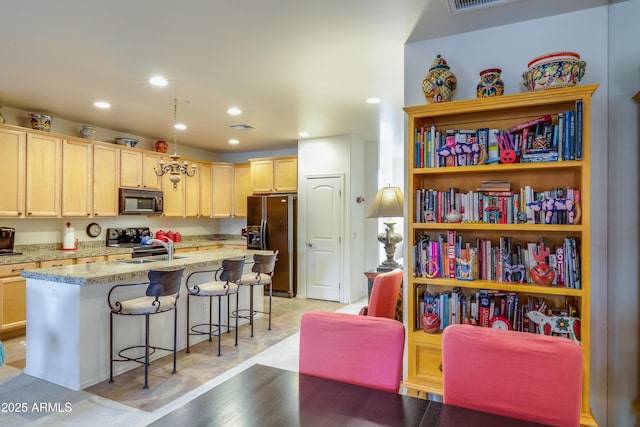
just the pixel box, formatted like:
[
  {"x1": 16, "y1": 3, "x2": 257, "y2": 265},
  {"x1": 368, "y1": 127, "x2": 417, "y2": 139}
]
[{"x1": 403, "y1": 84, "x2": 597, "y2": 426}]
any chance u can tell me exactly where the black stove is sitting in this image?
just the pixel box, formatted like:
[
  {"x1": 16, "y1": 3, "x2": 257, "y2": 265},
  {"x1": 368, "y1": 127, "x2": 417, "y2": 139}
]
[{"x1": 106, "y1": 227, "x2": 167, "y2": 258}]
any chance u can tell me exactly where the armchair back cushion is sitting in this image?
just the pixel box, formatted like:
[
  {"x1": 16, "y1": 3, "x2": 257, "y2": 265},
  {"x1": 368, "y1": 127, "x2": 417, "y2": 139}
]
[{"x1": 367, "y1": 269, "x2": 403, "y2": 319}]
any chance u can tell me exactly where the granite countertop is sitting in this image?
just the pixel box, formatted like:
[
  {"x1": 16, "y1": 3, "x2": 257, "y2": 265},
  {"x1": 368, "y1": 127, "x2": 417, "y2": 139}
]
[
  {"x1": 20, "y1": 247, "x2": 269, "y2": 286},
  {"x1": 0, "y1": 237, "x2": 247, "y2": 266}
]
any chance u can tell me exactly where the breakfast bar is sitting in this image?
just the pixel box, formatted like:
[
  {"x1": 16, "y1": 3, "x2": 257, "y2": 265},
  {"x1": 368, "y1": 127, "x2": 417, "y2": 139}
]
[{"x1": 20, "y1": 249, "x2": 267, "y2": 390}]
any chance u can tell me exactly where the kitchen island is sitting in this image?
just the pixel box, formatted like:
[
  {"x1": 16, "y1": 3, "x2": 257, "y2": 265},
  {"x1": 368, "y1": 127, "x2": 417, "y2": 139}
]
[{"x1": 20, "y1": 248, "x2": 269, "y2": 390}]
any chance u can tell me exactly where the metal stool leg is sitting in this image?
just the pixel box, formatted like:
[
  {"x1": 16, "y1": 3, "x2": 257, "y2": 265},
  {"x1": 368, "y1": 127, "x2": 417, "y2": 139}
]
[
  {"x1": 186, "y1": 294, "x2": 191, "y2": 353},
  {"x1": 173, "y1": 306, "x2": 178, "y2": 374},
  {"x1": 235, "y1": 292, "x2": 239, "y2": 346},
  {"x1": 109, "y1": 312, "x2": 114, "y2": 383},
  {"x1": 144, "y1": 313, "x2": 150, "y2": 389},
  {"x1": 268, "y1": 282, "x2": 272, "y2": 331},
  {"x1": 209, "y1": 295, "x2": 213, "y2": 342},
  {"x1": 217, "y1": 295, "x2": 222, "y2": 356},
  {"x1": 249, "y1": 284, "x2": 254, "y2": 337}
]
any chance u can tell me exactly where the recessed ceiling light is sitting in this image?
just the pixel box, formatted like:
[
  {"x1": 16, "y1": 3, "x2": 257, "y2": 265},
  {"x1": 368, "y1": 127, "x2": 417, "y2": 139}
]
[
  {"x1": 298, "y1": 131, "x2": 310, "y2": 138},
  {"x1": 149, "y1": 75, "x2": 168, "y2": 87},
  {"x1": 174, "y1": 123, "x2": 187, "y2": 130},
  {"x1": 229, "y1": 139, "x2": 239, "y2": 145},
  {"x1": 94, "y1": 101, "x2": 111, "y2": 109},
  {"x1": 366, "y1": 97, "x2": 381, "y2": 104},
  {"x1": 227, "y1": 107, "x2": 242, "y2": 115}
]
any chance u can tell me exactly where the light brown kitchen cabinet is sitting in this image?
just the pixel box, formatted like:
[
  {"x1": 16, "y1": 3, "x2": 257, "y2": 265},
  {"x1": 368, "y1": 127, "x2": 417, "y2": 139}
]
[
  {"x1": 161, "y1": 157, "x2": 185, "y2": 217},
  {"x1": 233, "y1": 163, "x2": 251, "y2": 217},
  {"x1": 93, "y1": 144, "x2": 120, "y2": 217},
  {"x1": 0, "y1": 127, "x2": 26, "y2": 217},
  {"x1": 120, "y1": 149, "x2": 163, "y2": 190},
  {"x1": 75, "y1": 256, "x2": 106, "y2": 264},
  {"x1": 62, "y1": 139, "x2": 92, "y2": 217},
  {"x1": 199, "y1": 162, "x2": 212, "y2": 218},
  {"x1": 106, "y1": 254, "x2": 132, "y2": 261},
  {"x1": 0, "y1": 262, "x2": 37, "y2": 336},
  {"x1": 175, "y1": 247, "x2": 198, "y2": 254},
  {"x1": 39, "y1": 259, "x2": 75, "y2": 268},
  {"x1": 211, "y1": 163, "x2": 234, "y2": 218},
  {"x1": 250, "y1": 156, "x2": 297, "y2": 194},
  {"x1": 26, "y1": 132, "x2": 62, "y2": 217},
  {"x1": 185, "y1": 162, "x2": 201, "y2": 218}
]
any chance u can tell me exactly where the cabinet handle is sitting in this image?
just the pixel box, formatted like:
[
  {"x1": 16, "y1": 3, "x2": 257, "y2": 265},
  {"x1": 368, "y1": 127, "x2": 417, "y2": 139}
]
[
  {"x1": 87, "y1": 213, "x2": 90, "y2": 216},
  {"x1": 11, "y1": 268, "x2": 25, "y2": 272},
  {"x1": 28, "y1": 212, "x2": 33, "y2": 216}
]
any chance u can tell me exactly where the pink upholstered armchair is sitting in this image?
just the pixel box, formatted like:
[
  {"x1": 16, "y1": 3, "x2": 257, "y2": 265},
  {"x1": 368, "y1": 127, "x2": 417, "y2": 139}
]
[
  {"x1": 361, "y1": 268, "x2": 403, "y2": 320},
  {"x1": 442, "y1": 324, "x2": 583, "y2": 427},
  {"x1": 299, "y1": 311, "x2": 405, "y2": 393}
]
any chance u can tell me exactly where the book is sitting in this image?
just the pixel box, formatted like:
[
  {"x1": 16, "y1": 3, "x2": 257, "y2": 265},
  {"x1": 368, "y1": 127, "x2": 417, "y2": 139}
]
[
  {"x1": 569, "y1": 109, "x2": 576, "y2": 160},
  {"x1": 447, "y1": 230, "x2": 457, "y2": 279},
  {"x1": 563, "y1": 110, "x2": 572, "y2": 161},
  {"x1": 575, "y1": 100, "x2": 583, "y2": 159},
  {"x1": 507, "y1": 115, "x2": 553, "y2": 133}
]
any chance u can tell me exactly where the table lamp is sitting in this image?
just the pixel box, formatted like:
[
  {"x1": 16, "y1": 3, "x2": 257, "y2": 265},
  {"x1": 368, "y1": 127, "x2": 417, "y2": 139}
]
[{"x1": 366, "y1": 186, "x2": 404, "y2": 271}]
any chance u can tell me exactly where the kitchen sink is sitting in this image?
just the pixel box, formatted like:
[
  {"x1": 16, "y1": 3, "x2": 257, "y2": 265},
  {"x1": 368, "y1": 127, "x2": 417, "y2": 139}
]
[
  {"x1": 149, "y1": 255, "x2": 189, "y2": 261},
  {"x1": 121, "y1": 259, "x2": 160, "y2": 264}
]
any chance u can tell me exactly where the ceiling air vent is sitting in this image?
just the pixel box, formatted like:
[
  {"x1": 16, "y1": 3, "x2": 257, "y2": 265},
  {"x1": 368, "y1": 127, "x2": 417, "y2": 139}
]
[
  {"x1": 229, "y1": 124, "x2": 255, "y2": 131},
  {"x1": 447, "y1": 0, "x2": 520, "y2": 14}
]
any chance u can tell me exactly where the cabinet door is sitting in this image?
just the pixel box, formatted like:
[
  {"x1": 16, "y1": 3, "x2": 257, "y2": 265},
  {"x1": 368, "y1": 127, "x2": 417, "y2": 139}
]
[
  {"x1": 250, "y1": 159, "x2": 274, "y2": 193},
  {"x1": 233, "y1": 163, "x2": 251, "y2": 217},
  {"x1": 75, "y1": 256, "x2": 105, "y2": 264},
  {"x1": 93, "y1": 144, "x2": 120, "y2": 217},
  {"x1": 62, "y1": 139, "x2": 92, "y2": 217},
  {"x1": 273, "y1": 157, "x2": 297, "y2": 193},
  {"x1": 0, "y1": 128, "x2": 26, "y2": 217},
  {"x1": 212, "y1": 163, "x2": 233, "y2": 218},
  {"x1": 162, "y1": 159, "x2": 185, "y2": 217},
  {"x1": 185, "y1": 164, "x2": 200, "y2": 217},
  {"x1": 26, "y1": 133, "x2": 62, "y2": 217},
  {"x1": 0, "y1": 276, "x2": 27, "y2": 332},
  {"x1": 142, "y1": 152, "x2": 163, "y2": 190},
  {"x1": 120, "y1": 149, "x2": 142, "y2": 188},
  {"x1": 199, "y1": 162, "x2": 212, "y2": 218}
]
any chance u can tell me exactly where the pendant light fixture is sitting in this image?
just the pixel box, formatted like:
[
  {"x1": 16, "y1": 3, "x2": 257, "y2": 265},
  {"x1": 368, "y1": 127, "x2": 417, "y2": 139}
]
[{"x1": 154, "y1": 98, "x2": 196, "y2": 190}]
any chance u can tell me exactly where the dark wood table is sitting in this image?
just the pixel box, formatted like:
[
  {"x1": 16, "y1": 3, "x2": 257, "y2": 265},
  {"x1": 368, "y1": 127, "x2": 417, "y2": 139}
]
[{"x1": 150, "y1": 364, "x2": 550, "y2": 427}]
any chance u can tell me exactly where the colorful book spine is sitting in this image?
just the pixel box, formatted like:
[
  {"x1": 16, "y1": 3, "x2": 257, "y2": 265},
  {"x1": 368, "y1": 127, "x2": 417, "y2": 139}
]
[
  {"x1": 575, "y1": 100, "x2": 583, "y2": 159},
  {"x1": 563, "y1": 110, "x2": 571, "y2": 161}
]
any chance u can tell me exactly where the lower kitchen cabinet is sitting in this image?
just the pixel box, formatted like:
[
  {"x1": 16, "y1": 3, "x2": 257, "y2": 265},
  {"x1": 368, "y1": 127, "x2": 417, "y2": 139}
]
[{"x1": 0, "y1": 262, "x2": 37, "y2": 337}]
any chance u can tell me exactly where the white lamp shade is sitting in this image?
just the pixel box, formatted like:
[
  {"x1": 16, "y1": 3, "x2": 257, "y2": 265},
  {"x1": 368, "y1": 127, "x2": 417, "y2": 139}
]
[{"x1": 365, "y1": 186, "x2": 404, "y2": 218}]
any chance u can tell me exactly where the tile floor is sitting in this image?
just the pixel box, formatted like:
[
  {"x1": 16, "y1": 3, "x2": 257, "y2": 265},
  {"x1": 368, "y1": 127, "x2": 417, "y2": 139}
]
[{"x1": 0, "y1": 296, "x2": 365, "y2": 426}]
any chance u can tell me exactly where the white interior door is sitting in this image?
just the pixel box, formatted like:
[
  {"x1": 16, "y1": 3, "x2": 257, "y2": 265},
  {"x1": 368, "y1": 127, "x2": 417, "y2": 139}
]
[{"x1": 305, "y1": 175, "x2": 343, "y2": 301}]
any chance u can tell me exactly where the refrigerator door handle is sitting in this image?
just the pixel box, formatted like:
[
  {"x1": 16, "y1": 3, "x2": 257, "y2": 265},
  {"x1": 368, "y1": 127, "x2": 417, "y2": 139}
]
[{"x1": 260, "y1": 219, "x2": 267, "y2": 250}]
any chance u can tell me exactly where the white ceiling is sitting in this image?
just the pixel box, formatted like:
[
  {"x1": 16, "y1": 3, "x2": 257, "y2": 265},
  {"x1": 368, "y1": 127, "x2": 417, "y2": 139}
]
[{"x1": 0, "y1": 0, "x2": 610, "y2": 153}]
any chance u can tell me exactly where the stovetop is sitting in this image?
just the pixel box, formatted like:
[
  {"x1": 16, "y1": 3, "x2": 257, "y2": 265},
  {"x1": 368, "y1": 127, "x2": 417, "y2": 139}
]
[
  {"x1": 106, "y1": 227, "x2": 153, "y2": 247},
  {"x1": 0, "y1": 249, "x2": 22, "y2": 256}
]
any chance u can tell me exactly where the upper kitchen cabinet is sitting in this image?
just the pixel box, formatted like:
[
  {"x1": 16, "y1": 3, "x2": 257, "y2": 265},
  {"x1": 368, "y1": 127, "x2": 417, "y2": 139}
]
[
  {"x1": 250, "y1": 156, "x2": 297, "y2": 194},
  {"x1": 26, "y1": 133, "x2": 62, "y2": 217},
  {"x1": 62, "y1": 139, "x2": 92, "y2": 217},
  {"x1": 120, "y1": 149, "x2": 163, "y2": 190},
  {"x1": 93, "y1": 143, "x2": 120, "y2": 217},
  {"x1": 233, "y1": 163, "x2": 251, "y2": 217},
  {"x1": 184, "y1": 161, "x2": 201, "y2": 218},
  {"x1": 199, "y1": 162, "x2": 212, "y2": 218},
  {"x1": 211, "y1": 162, "x2": 234, "y2": 218},
  {"x1": 0, "y1": 127, "x2": 26, "y2": 217}
]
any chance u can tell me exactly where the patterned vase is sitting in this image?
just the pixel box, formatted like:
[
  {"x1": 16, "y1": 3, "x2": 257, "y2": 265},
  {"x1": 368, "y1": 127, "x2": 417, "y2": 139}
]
[
  {"x1": 80, "y1": 125, "x2": 97, "y2": 140},
  {"x1": 476, "y1": 68, "x2": 504, "y2": 98},
  {"x1": 422, "y1": 54, "x2": 457, "y2": 104}
]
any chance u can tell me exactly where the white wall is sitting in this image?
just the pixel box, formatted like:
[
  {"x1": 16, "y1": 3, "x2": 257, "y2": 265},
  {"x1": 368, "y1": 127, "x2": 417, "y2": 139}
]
[
  {"x1": 405, "y1": 6, "x2": 611, "y2": 424},
  {"x1": 608, "y1": 2, "x2": 640, "y2": 426},
  {"x1": 297, "y1": 135, "x2": 368, "y2": 303}
]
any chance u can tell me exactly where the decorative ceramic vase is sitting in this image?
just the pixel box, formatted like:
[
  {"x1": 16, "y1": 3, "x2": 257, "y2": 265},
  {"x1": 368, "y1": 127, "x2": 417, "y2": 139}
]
[
  {"x1": 79, "y1": 125, "x2": 97, "y2": 140},
  {"x1": 522, "y1": 51, "x2": 587, "y2": 91},
  {"x1": 155, "y1": 140, "x2": 168, "y2": 153},
  {"x1": 29, "y1": 113, "x2": 52, "y2": 132},
  {"x1": 422, "y1": 54, "x2": 457, "y2": 104},
  {"x1": 476, "y1": 68, "x2": 504, "y2": 98}
]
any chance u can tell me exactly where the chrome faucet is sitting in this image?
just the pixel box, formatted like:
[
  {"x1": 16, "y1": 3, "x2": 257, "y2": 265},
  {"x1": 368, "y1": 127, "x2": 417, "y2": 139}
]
[{"x1": 147, "y1": 238, "x2": 174, "y2": 261}]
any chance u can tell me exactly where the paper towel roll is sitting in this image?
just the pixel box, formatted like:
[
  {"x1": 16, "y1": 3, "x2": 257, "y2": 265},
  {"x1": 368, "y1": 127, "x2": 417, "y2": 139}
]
[{"x1": 63, "y1": 227, "x2": 75, "y2": 249}]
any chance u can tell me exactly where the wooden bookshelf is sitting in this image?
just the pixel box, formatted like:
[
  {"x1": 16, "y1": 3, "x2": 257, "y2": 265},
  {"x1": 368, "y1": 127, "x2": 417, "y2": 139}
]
[{"x1": 403, "y1": 85, "x2": 598, "y2": 426}]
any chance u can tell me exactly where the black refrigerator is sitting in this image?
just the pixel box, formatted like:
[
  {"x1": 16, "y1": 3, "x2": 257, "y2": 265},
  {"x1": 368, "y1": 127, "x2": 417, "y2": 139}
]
[{"x1": 247, "y1": 194, "x2": 297, "y2": 297}]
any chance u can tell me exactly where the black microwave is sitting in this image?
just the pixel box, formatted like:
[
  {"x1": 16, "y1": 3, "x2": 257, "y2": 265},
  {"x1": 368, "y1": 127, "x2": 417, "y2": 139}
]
[{"x1": 119, "y1": 188, "x2": 163, "y2": 215}]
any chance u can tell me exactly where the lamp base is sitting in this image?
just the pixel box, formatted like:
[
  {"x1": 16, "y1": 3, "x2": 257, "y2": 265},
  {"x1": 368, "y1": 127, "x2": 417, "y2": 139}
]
[{"x1": 376, "y1": 263, "x2": 402, "y2": 272}]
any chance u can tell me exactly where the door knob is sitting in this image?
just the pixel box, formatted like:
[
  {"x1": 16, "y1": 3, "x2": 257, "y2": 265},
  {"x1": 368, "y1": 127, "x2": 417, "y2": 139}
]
[{"x1": 307, "y1": 242, "x2": 313, "y2": 247}]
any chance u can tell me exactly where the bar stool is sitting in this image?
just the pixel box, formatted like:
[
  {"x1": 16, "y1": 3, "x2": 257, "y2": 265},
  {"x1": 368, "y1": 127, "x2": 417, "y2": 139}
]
[
  {"x1": 185, "y1": 258, "x2": 245, "y2": 356},
  {"x1": 108, "y1": 267, "x2": 185, "y2": 389},
  {"x1": 237, "y1": 251, "x2": 278, "y2": 337}
]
